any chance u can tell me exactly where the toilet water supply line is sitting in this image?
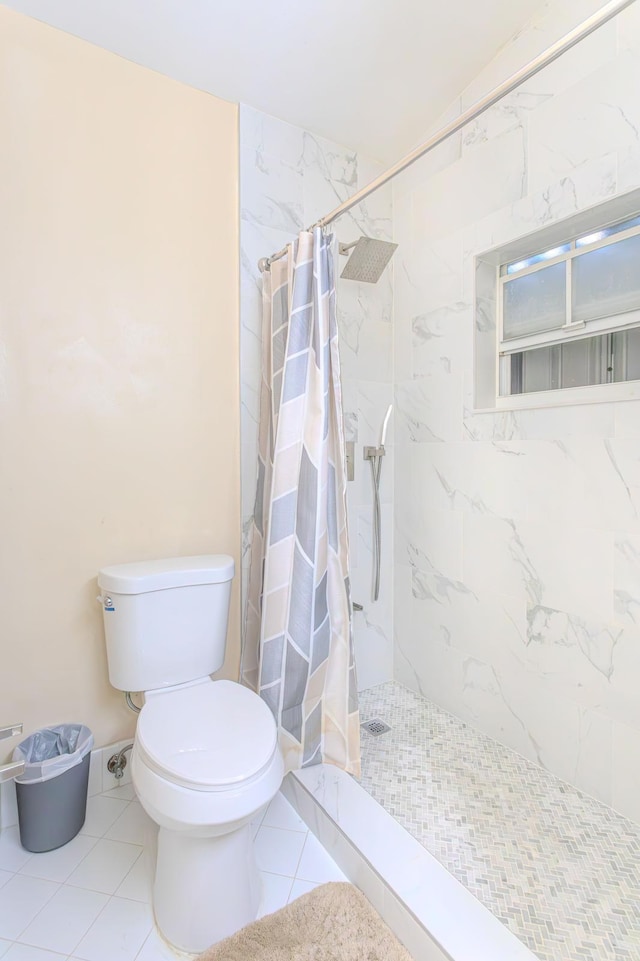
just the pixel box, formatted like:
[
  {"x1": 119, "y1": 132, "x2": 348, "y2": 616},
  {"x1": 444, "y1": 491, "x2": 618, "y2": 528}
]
[
  {"x1": 363, "y1": 405, "x2": 392, "y2": 602},
  {"x1": 108, "y1": 692, "x2": 142, "y2": 777}
]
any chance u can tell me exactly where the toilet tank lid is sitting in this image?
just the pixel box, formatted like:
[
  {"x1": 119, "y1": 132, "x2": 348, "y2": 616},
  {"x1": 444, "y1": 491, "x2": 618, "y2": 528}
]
[{"x1": 98, "y1": 555, "x2": 235, "y2": 594}]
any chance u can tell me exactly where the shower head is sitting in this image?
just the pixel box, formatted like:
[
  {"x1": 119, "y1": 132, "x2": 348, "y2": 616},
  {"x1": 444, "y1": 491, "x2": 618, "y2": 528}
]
[{"x1": 339, "y1": 237, "x2": 398, "y2": 283}]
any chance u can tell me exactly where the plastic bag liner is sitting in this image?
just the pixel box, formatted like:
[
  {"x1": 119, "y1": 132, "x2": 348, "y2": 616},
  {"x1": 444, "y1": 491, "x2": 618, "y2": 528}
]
[{"x1": 13, "y1": 725, "x2": 94, "y2": 784}]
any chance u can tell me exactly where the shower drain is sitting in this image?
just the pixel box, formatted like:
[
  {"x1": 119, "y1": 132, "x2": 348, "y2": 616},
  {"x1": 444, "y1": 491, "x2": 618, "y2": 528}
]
[{"x1": 361, "y1": 718, "x2": 391, "y2": 737}]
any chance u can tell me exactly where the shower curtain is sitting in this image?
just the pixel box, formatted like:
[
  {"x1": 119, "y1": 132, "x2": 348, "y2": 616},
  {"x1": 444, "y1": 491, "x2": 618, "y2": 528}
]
[{"x1": 242, "y1": 228, "x2": 360, "y2": 777}]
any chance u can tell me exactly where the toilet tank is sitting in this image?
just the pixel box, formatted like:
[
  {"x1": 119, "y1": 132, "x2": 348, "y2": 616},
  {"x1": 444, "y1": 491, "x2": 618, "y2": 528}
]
[{"x1": 97, "y1": 555, "x2": 235, "y2": 693}]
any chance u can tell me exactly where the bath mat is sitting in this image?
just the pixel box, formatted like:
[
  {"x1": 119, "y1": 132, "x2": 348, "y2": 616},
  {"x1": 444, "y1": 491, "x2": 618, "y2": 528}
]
[{"x1": 197, "y1": 881, "x2": 413, "y2": 961}]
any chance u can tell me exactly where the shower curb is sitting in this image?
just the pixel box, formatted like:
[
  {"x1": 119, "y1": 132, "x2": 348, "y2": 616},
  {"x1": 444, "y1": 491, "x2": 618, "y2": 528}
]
[{"x1": 283, "y1": 765, "x2": 537, "y2": 961}]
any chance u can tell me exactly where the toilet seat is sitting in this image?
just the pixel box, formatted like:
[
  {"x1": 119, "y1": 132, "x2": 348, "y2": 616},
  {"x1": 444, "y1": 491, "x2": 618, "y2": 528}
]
[{"x1": 136, "y1": 679, "x2": 278, "y2": 792}]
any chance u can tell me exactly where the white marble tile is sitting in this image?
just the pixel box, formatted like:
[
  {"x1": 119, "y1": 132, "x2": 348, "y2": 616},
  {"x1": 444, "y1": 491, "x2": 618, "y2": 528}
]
[
  {"x1": 401, "y1": 232, "x2": 465, "y2": 317},
  {"x1": 352, "y1": 609, "x2": 394, "y2": 692},
  {"x1": 614, "y1": 534, "x2": 640, "y2": 627},
  {"x1": 239, "y1": 104, "x2": 304, "y2": 170},
  {"x1": 615, "y1": 399, "x2": 640, "y2": 438},
  {"x1": 474, "y1": 153, "x2": 618, "y2": 255},
  {"x1": 463, "y1": 513, "x2": 614, "y2": 624},
  {"x1": 528, "y1": 52, "x2": 639, "y2": 194},
  {"x1": 411, "y1": 301, "x2": 473, "y2": 378},
  {"x1": 411, "y1": 126, "x2": 526, "y2": 243},
  {"x1": 394, "y1": 498, "x2": 463, "y2": 584},
  {"x1": 240, "y1": 148, "x2": 304, "y2": 234},
  {"x1": 461, "y1": 21, "x2": 617, "y2": 156},
  {"x1": 406, "y1": 441, "x2": 529, "y2": 522},
  {"x1": 395, "y1": 374, "x2": 464, "y2": 443},
  {"x1": 612, "y1": 719, "x2": 640, "y2": 824}
]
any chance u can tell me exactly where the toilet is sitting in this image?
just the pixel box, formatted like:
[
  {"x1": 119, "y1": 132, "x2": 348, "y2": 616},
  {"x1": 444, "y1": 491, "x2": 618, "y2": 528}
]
[{"x1": 97, "y1": 555, "x2": 284, "y2": 954}]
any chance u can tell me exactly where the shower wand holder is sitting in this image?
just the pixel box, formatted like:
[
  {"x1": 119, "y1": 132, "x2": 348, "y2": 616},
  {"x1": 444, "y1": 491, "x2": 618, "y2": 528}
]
[{"x1": 363, "y1": 445, "x2": 385, "y2": 460}]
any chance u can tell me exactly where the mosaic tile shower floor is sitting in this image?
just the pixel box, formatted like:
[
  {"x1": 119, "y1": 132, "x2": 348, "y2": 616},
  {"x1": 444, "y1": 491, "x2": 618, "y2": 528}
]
[{"x1": 358, "y1": 681, "x2": 640, "y2": 961}]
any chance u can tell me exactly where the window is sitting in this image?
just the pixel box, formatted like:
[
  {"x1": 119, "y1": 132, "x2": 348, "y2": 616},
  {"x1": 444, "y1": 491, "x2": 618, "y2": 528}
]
[{"x1": 498, "y1": 213, "x2": 640, "y2": 397}]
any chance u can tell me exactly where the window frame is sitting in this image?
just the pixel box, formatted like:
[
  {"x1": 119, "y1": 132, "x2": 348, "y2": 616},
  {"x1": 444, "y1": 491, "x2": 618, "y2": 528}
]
[{"x1": 497, "y1": 218, "x2": 640, "y2": 401}]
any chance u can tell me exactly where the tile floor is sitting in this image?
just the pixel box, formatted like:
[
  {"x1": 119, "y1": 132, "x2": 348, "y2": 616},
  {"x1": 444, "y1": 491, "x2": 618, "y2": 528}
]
[
  {"x1": 359, "y1": 681, "x2": 640, "y2": 961},
  {"x1": 0, "y1": 784, "x2": 346, "y2": 960}
]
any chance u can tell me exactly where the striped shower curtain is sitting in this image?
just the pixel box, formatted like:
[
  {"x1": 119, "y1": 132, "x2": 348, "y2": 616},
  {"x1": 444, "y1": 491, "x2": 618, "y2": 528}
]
[{"x1": 242, "y1": 228, "x2": 360, "y2": 777}]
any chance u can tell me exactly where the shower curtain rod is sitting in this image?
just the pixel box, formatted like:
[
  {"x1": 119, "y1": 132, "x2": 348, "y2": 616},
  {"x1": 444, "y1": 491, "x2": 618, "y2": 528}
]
[{"x1": 259, "y1": 0, "x2": 636, "y2": 271}]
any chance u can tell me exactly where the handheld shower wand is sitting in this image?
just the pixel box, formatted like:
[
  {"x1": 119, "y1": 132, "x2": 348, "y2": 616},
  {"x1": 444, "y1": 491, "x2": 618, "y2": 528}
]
[
  {"x1": 364, "y1": 405, "x2": 392, "y2": 601},
  {"x1": 380, "y1": 404, "x2": 392, "y2": 447}
]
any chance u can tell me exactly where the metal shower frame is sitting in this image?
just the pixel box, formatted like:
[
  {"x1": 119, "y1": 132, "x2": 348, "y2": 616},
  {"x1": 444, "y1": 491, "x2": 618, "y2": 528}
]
[{"x1": 258, "y1": 0, "x2": 635, "y2": 271}]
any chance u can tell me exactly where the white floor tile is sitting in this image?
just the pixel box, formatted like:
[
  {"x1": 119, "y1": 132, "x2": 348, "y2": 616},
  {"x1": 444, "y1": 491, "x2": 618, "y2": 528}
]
[
  {"x1": 114, "y1": 851, "x2": 152, "y2": 903},
  {"x1": 100, "y1": 784, "x2": 136, "y2": 802},
  {"x1": 73, "y1": 896, "x2": 153, "y2": 961},
  {"x1": 134, "y1": 928, "x2": 183, "y2": 960},
  {"x1": 288, "y1": 878, "x2": 321, "y2": 901},
  {"x1": 257, "y1": 871, "x2": 294, "y2": 919},
  {"x1": 295, "y1": 833, "x2": 346, "y2": 884},
  {"x1": 254, "y1": 825, "x2": 307, "y2": 877},
  {"x1": 0, "y1": 827, "x2": 32, "y2": 873},
  {"x1": 0, "y1": 941, "x2": 11, "y2": 959},
  {"x1": 3, "y1": 945, "x2": 67, "y2": 960},
  {"x1": 0, "y1": 870, "x2": 13, "y2": 890},
  {"x1": 104, "y1": 801, "x2": 155, "y2": 846},
  {"x1": 18, "y1": 884, "x2": 108, "y2": 956},
  {"x1": 0, "y1": 874, "x2": 59, "y2": 941},
  {"x1": 80, "y1": 796, "x2": 131, "y2": 839},
  {"x1": 67, "y1": 839, "x2": 142, "y2": 895},
  {"x1": 18, "y1": 834, "x2": 97, "y2": 883},
  {"x1": 261, "y1": 793, "x2": 307, "y2": 833}
]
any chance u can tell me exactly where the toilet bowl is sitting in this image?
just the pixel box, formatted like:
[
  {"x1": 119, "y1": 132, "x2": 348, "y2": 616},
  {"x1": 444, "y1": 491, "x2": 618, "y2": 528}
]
[
  {"x1": 97, "y1": 555, "x2": 284, "y2": 954},
  {"x1": 133, "y1": 678, "x2": 284, "y2": 953}
]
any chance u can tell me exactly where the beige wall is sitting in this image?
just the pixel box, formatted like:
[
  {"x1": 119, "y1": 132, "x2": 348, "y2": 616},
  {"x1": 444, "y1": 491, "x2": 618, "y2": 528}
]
[{"x1": 0, "y1": 8, "x2": 240, "y2": 755}]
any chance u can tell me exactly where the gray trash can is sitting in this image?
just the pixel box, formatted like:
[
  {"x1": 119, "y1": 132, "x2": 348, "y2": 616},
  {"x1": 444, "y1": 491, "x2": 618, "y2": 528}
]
[{"x1": 13, "y1": 724, "x2": 94, "y2": 853}]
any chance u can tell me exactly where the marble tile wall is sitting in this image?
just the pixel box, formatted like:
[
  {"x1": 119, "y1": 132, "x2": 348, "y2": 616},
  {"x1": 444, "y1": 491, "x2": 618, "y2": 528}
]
[
  {"x1": 392, "y1": 0, "x2": 640, "y2": 822},
  {"x1": 239, "y1": 105, "x2": 394, "y2": 692}
]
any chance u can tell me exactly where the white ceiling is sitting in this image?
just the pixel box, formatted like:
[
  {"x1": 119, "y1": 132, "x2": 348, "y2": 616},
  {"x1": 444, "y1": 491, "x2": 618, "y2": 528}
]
[{"x1": 2, "y1": 0, "x2": 548, "y2": 162}]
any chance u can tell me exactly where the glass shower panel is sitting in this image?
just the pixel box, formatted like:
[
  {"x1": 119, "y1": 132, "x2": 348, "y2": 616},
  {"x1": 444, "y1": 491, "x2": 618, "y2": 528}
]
[
  {"x1": 502, "y1": 262, "x2": 566, "y2": 340},
  {"x1": 573, "y1": 233, "x2": 640, "y2": 324}
]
